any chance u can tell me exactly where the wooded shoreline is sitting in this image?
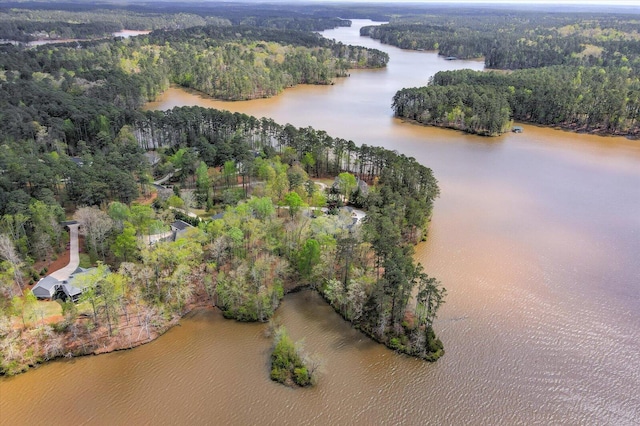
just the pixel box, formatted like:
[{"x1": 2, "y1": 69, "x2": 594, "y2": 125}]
[{"x1": 398, "y1": 116, "x2": 640, "y2": 140}]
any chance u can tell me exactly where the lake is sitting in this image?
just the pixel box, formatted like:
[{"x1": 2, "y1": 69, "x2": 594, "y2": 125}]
[{"x1": 1, "y1": 19, "x2": 639, "y2": 426}]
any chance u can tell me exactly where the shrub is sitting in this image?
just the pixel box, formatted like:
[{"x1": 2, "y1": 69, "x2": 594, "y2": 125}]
[
  {"x1": 51, "y1": 321, "x2": 69, "y2": 333},
  {"x1": 270, "y1": 326, "x2": 317, "y2": 387},
  {"x1": 400, "y1": 334, "x2": 409, "y2": 346},
  {"x1": 426, "y1": 327, "x2": 443, "y2": 353},
  {"x1": 389, "y1": 337, "x2": 402, "y2": 350},
  {"x1": 79, "y1": 253, "x2": 92, "y2": 268},
  {"x1": 294, "y1": 367, "x2": 310, "y2": 386},
  {"x1": 270, "y1": 366, "x2": 287, "y2": 383}
]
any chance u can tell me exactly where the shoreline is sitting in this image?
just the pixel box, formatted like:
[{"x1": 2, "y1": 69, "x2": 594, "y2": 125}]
[
  {"x1": 3, "y1": 278, "x2": 316, "y2": 377},
  {"x1": 5, "y1": 266, "x2": 439, "y2": 377},
  {"x1": 397, "y1": 116, "x2": 639, "y2": 140},
  {"x1": 1, "y1": 298, "x2": 212, "y2": 377}
]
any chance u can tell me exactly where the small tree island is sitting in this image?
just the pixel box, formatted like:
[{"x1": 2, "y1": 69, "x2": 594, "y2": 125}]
[{"x1": 270, "y1": 326, "x2": 320, "y2": 387}]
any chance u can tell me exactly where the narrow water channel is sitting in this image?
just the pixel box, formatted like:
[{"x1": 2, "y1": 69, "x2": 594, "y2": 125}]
[{"x1": 1, "y1": 20, "x2": 639, "y2": 425}]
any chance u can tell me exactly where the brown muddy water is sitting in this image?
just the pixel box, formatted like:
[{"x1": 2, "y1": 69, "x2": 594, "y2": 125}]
[{"x1": 1, "y1": 20, "x2": 639, "y2": 426}]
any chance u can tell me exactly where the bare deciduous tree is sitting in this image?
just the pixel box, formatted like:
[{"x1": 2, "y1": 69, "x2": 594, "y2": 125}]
[
  {"x1": 181, "y1": 190, "x2": 195, "y2": 214},
  {"x1": 74, "y1": 207, "x2": 114, "y2": 259},
  {"x1": 0, "y1": 234, "x2": 24, "y2": 293}
]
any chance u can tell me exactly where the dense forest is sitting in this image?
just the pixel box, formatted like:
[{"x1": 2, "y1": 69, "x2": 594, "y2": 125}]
[
  {"x1": 0, "y1": 8, "x2": 231, "y2": 42},
  {"x1": 362, "y1": 11, "x2": 640, "y2": 137},
  {"x1": 1, "y1": 105, "x2": 445, "y2": 374},
  {"x1": 0, "y1": 5, "x2": 442, "y2": 376},
  {"x1": 0, "y1": 23, "x2": 387, "y2": 162},
  {"x1": 146, "y1": 26, "x2": 388, "y2": 99},
  {"x1": 0, "y1": 5, "x2": 354, "y2": 42},
  {"x1": 393, "y1": 66, "x2": 640, "y2": 136},
  {"x1": 0, "y1": 0, "x2": 447, "y2": 36},
  {"x1": 361, "y1": 12, "x2": 640, "y2": 70}
]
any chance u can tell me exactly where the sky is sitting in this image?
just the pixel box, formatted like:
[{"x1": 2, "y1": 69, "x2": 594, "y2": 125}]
[
  {"x1": 386, "y1": 1, "x2": 631, "y2": 4},
  {"x1": 134, "y1": 0, "x2": 639, "y2": 9},
  {"x1": 299, "y1": 0, "x2": 639, "y2": 5}
]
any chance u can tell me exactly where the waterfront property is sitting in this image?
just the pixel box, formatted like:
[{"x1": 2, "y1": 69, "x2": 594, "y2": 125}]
[
  {"x1": 31, "y1": 276, "x2": 60, "y2": 299},
  {"x1": 170, "y1": 219, "x2": 195, "y2": 240},
  {"x1": 31, "y1": 221, "x2": 86, "y2": 302},
  {"x1": 32, "y1": 267, "x2": 94, "y2": 302}
]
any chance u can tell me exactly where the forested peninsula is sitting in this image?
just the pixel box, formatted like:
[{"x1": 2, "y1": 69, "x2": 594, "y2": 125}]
[
  {"x1": 365, "y1": 11, "x2": 640, "y2": 137},
  {"x1": 0, "y1": 7, "x2": 441, "y2": 377}
]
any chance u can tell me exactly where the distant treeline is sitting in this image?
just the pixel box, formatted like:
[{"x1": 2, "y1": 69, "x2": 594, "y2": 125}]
[
  {"x1": 0, "y1": 21, "x2": 122, "y2": 42},
  {"x1": 0, "y1": 1, "x2": 441, "y2": 30},
  {"x1": 0, "y1": 25, "x2": 387, "y2": 152},
  {"x1": 0, "y1": 9, "x2": 231, "y2": 42},
  {"x1": 0, "y1": 5, "x2": 350, "y2": 42},
  {"x1": 361, "y1": 12, "x2": 640, "y2": 70},
  {"x1": 369, "y1": 11, "x2": 640, "y2": 137},
  {"x1": 393, "y1": 67, "x2": 640, "y2": 136},
  {"x1": 148, "y1": 26, "x2": 388, "y2": 100}
]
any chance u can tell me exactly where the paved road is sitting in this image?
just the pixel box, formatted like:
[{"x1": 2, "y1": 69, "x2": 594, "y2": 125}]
[
  {"x1": 49, "y1": 223, "x2": 80, "y2": 281},
  {"x1": 153, "y1": 168, "x2": 181, "y2": 186}
]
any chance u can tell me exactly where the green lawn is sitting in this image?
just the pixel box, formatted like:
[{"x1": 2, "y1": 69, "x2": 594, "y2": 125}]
[
  {"x1": 12, "y1": 299, "x2": 63, "y2": 328},
  {"x1": 79, "y1": 253, "x2": 93, "y2": 268},
  {"x1": 12, "y1": 298, "x2": 96, "y2": 329}
]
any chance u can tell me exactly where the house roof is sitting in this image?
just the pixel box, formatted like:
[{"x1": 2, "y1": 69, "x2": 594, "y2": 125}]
[
  {"x1": 61, "y1": 283, "x2": 83, "y2": 297},
  {"x1": 32, "y1": 267, "x2": 98, "y2": 299},
  {"x1": 65, "y1": 267, "x2": 101, "y2": 290},
  {"x1": 32, "y1": 276, "x2": 59, "y2": 293},
  {"x1": 171, "y1": 220, "x2": 193, "y2": 231}
]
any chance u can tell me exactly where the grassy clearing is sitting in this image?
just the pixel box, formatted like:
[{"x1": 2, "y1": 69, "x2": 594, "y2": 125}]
[
  {"x1": 11, "y1": 299, "x2": 63, "y2": 328},
  {"x1": 79, "y1": 253, "x2": 93, "y2": 268}
]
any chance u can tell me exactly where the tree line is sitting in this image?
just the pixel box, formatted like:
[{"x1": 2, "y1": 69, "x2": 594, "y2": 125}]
[
  {"x1": 360, "y1": 11, "x2": 640, "y2": 70},
  {"x1": 393, "y1": 67, "x2": 639, "y2": 136},
  {"x1": 362, "y1": 10, "x2": 640, "y2": 136},
  {"x1": 0, "y1": 23, "x2": 388, "y2": 224},
  {"x1": 0, "y1": 4, "x2": 356, "y2": 43},
  {"x1": 0, "y1": 24, "x2": 387, "y2": 149},
  {"x1": 1, "y1": 5, "x2": 442, "y2": 374},
  {"x1": 1, "y1": 110, "x2": 446, "y2": 373},
  {"x1": 146, "y1": 26, "x2": 388, "y2": 100}
]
